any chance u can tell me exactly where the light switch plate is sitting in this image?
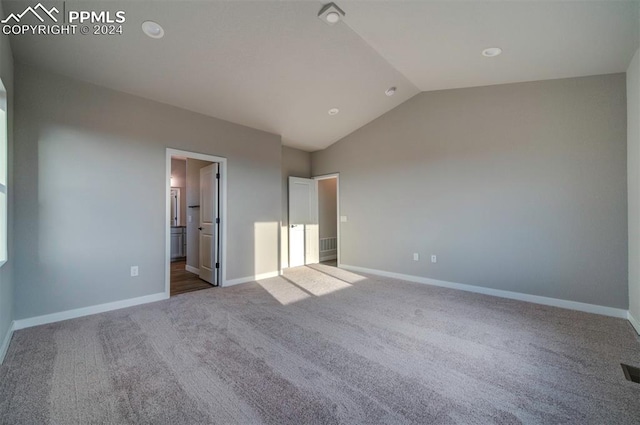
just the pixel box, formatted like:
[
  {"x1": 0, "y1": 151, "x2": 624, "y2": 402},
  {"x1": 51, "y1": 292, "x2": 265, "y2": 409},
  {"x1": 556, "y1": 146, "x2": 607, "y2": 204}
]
[{"x1": 340, "y1": 216, "x2": 348, "y2": 222}]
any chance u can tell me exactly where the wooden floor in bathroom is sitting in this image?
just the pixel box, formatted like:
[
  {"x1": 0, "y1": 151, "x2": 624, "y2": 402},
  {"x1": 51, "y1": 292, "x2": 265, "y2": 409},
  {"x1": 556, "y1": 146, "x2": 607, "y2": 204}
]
[{"x1": 170, "y1": 260, "x2": 213, "y2": 296}]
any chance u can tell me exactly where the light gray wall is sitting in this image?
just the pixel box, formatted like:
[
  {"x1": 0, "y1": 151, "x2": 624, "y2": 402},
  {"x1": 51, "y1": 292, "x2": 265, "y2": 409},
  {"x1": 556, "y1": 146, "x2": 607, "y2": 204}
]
[
  {"x1": 14, "y1": 63, "x2": 281, "y2": 320},
  {"x1": 629, "y1": 48, "x2": 640, "y2": 324},
  {"x1": 281, "y1": 146, "x2": 311, "y2": 269},
  {"x1": 185, "y1": 158, "x2": 212, "y2": 270},
  {"x1": 318, "y1": 178, "x2": 337, "y2": 240},
  {"x1": 0, "y1": 0, "x2": 14, "y2": 352},
  {"x1": 170, "y1": 158, "x2": 186, "y2": 226},
  {"x1": 313, "y1": 74, "x2": 628, "y2": 309}
]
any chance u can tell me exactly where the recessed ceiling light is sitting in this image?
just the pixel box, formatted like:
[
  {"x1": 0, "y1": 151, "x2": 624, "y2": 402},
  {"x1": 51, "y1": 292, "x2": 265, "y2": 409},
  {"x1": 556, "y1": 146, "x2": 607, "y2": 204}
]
[
  {"x1": 318, "y1": 3, "x2": 345, "y2": 26},
  {"x1": 385, "y1": 87, "x2": 397, "y2": 97},
  {"x1": 142, "y1": 21, "x2": 164, "y2": 39},
  {"x1": 482, "y1": 47, "x2": 502, "y2": 58},
  {"x1": 328, "y1": 108, "x2": 339, "y2": 116}
]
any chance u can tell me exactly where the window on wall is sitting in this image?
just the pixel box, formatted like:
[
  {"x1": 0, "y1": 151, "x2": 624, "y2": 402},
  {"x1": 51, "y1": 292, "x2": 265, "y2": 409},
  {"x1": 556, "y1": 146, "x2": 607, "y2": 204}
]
[{"x1": 0, "y1": 80, "x2": 7, "y2": 265}]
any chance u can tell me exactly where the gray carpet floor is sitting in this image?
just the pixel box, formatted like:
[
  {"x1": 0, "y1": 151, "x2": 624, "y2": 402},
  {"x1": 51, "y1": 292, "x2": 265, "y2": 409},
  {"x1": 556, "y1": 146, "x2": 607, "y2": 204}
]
[{"x1": 1, "y1": 263, "x2": 640, "y2": 424}]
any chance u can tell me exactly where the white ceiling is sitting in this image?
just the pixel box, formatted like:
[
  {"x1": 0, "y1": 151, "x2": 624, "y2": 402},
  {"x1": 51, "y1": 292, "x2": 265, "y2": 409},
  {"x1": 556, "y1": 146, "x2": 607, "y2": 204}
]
[
  {"x1": 5, "y1": 1, "x2": 639, "y2": 151},
  {"x1": 340, "y1": 0, "x2": 639, "y2": 92}
]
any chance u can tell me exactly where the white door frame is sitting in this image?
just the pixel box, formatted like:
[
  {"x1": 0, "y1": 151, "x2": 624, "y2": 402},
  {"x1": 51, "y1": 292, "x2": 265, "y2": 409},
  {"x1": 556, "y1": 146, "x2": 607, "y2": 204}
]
[
  {"x1": 314, "y1": 173, "x2": 340, "y2": 267},
  {"x1": 166, "y1": 148, "x2": 227, "y2": 296}
]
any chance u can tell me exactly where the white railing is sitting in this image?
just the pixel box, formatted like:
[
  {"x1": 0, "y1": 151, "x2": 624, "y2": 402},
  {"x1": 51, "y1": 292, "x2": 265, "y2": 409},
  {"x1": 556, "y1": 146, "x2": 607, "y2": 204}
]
[{"x1": 320, "y1": 237, "x2": 337, "y2": 253}]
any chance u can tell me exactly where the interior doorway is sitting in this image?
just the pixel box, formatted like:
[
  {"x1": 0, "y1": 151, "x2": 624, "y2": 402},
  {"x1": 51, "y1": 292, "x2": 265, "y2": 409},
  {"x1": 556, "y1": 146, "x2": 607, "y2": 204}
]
[
  {"x1": 316, "y1": 174, "x2": 339, "y2": 267},
  {"x1": 166, "y1": 149, "x2": 227, "y2": 297},
  {"x1": 287, "y1": 173, "x2": 339, "y2": 268}
]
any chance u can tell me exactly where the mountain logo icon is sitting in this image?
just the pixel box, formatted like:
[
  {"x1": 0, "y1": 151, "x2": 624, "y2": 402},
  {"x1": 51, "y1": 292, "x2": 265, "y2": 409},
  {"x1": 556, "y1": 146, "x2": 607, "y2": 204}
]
[{"x1": 1, "y1": 3, "x2": 59, "y2": 24}]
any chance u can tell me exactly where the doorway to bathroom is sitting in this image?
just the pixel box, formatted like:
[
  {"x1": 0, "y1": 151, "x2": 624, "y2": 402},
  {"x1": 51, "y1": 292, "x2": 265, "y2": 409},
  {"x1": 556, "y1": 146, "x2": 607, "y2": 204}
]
[{"x1": 166, "y1": 149, "x2": 227, "y2": 297}]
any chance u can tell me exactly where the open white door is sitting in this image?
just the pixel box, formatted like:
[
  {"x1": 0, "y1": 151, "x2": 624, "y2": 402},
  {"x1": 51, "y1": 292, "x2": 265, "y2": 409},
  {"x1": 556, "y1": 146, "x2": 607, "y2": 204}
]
[
  {"x1": 199, "y1": 163, "x2": 219, "y2": 285},
  {"x1": 288, "y1": 176, "x2": 319, "y2": 267}
]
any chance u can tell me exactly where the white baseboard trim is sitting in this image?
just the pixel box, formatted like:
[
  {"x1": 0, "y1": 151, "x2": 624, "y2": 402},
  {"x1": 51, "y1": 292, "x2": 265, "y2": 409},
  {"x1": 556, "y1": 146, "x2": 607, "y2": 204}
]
[
  {"x1": 320, "y1": 254, "x2": 337, "y2": 262},
  {"x1": 340, "y1": 264, "x2": 628, "y2": 319},
  {"x1": 0, "y1": 321, "x2": 15, "y2": 364},
  {"x1": 224, "y1": 271, "x2": 280, "y2": 287},
  {"x1": 185, "y1": 265, "x2": 199, "y2": 275},
  {"x1": 628, "y1": 311, "x2": 640, "y2": 335},
  {"x1": 13, "y1": 292, "x2": 169, "y2": 331}
]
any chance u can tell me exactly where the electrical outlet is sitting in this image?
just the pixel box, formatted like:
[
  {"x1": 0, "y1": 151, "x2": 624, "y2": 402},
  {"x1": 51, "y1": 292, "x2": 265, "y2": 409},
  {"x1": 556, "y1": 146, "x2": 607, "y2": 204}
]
[
  {"x1": 413, "y1": 253, "x2": 419, "y2": 261},
  {"x1": 130, "y1": 266, "x2": 139, "y2": 277},
  {"x1": 431, "y1": 255, "x2": 437, "y2": 263}
]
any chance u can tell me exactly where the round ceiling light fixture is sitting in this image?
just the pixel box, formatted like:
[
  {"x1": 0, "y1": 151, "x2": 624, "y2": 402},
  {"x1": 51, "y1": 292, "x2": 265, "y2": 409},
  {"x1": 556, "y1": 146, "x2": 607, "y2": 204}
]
[
  {"x1": 318, "y1": 3, "x2": 345, "y2": 26},
  {"x1": 385, "y1": 86, "x2": 397, "y2": 97},
  {"x1": 142, "y1": 21, "x2": 164, "y2": 39},
  {"x1": 326, "y1": 11, "x2": 341, "y2": 24},
  {"x1": 328, "y1": 108, "x2": 340, "y2": 116},
  {"x1": 482, "y1": 47, "x2": 502, "y2": 58}
]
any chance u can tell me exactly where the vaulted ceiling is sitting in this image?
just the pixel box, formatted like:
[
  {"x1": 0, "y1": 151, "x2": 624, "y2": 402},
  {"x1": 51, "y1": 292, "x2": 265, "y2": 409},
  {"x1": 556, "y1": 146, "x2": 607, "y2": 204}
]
[{"x1": 5, "y1": 0, "x2": 639, "y2": 151}]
